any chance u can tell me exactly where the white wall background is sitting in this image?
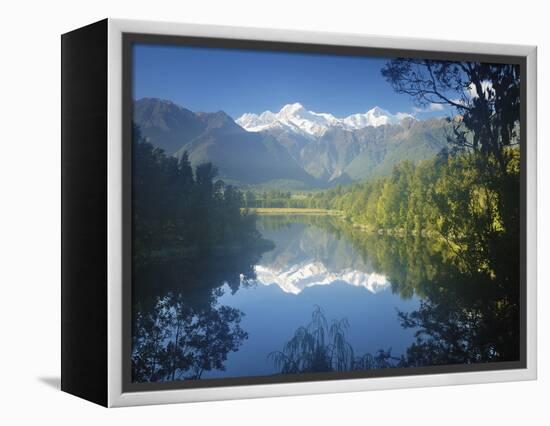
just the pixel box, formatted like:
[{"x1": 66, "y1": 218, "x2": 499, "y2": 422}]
[{"x1": 0, "y1": 0, "x2": 546, "y2": 424}]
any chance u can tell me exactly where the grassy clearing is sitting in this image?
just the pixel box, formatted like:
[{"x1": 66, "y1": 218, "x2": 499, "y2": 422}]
[{"x1": 244, "y1": 207, "x2": 343, "y2": 215}]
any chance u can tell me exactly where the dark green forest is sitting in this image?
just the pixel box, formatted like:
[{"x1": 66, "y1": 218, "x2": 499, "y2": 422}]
[
  {"x1": 133, "y1": 124, "x2": 271, "y2": 265},
  {"x1": 132, "y1": 126, "x2": 273, "y2": 382}
]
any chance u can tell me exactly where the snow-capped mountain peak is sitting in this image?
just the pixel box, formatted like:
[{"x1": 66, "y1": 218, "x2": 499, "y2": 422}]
[
  {"x1": 344, "y1": 107, "x2": 403, "y2": 129},
  {"x1": 236, "y1": 103, "x2": 413, "y2": 137},
  {"x1": 279, "y1": 102, "x2": 305, "y2": 116},
  {"x1": 236, "y1": 102, "x2": 338, "y2": 138},
  {"x1": 254, "y1": 261, "x2": 390, "y2": 295}
]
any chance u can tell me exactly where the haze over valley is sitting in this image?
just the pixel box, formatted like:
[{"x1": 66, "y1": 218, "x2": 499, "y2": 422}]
[{"x1": 134, "y1": 97, "x2": 450, "y2": 189}]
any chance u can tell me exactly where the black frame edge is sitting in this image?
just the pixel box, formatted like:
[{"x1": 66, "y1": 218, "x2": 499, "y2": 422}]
[{"x1": 61, "y1": 18, "x2": 109, "y2": 407}]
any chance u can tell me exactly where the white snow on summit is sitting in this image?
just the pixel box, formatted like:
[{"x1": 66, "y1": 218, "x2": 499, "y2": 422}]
[
  {"x1": 343, "y1": 106, "x2": 409, "y2": 128},
  {"x1": 236, "y1": 102, "x2": 339, "y2": 138},
  {"x1": 254, "y1": 261, "x2": 390, "y2": 295},
  {"x1": 236, "y1": 103, "x2": 413, "y2": 137}
]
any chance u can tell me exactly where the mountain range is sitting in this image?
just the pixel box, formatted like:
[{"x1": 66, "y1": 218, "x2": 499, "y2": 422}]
[
  {"x1": 254, "y1": 219, "x2": 390, "y2": 295},
  {"x1": 255, "y1": 262, "x2": 390, "y2": 295},
  {"x1": 134, "y1": 98, "x2": 451, "y2": 189},
  {"x1": 236, "y1": 102, "x2": 413, "y2": 137}
]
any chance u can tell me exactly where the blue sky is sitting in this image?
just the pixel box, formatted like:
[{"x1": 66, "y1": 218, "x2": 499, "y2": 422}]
[{"x1": 133, "y1": 43, "x2": 449, "y2": 119}]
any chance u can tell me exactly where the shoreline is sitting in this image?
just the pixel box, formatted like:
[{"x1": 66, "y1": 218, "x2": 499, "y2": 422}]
[
  {"x1": 244, "y1": 207, "x2": 343, "y2": 216},
  {"x1": 243, "y1": 207, "x2": 437, "y2": 238}
]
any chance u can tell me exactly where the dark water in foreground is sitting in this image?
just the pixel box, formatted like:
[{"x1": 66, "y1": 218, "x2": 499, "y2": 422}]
[{"x1": 132, "y1": 214, "x2": 520, "y2": 383}]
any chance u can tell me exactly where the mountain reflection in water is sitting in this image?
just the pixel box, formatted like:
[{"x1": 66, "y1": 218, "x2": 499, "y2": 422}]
[
  {"x1": 132, "y1": 214, "x2": 520, "y2": 382},
  {"x1": 253, "y1": 218, "x2": 391, "y2": 295},
  {"x1": 203, "y1": 215, "x2": 420, "y2": 378}
]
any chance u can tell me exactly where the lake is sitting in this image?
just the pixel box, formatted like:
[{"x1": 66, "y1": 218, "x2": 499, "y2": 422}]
[
  {"x1": 201, "y1": 215, "x2": 420, "y2": 379},
  {"x1": 132, "y1": 212, "x2": 520, "y2": 383}
]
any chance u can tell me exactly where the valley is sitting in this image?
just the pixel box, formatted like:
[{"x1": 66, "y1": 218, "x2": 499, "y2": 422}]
[{"x1": 133, "y1": 97, "x2": 450, "y2": 191}]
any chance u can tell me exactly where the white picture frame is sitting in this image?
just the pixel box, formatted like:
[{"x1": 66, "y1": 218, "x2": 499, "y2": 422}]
[{"x1": 61, "y1": 18, "x2": 537, "y2": 407}]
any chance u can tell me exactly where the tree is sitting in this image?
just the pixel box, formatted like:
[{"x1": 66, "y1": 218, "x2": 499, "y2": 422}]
[
  {"x1": 381, "y1": 59, "x2": 520, "y2": 166},
  {"x1": 244, "y1": 190, "x2": 256, "y2": 208},
  {"x1": 132, "y1": 294, "x2": 248, "y2": 382},
  {"x1": 132, "y1": 123, "x2": 271, "y2": 262}
]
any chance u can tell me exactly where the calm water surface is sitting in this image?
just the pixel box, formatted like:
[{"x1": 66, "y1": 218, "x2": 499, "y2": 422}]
[{"x1": 202, "y1": 215, "x2": 420, "y2": 379}]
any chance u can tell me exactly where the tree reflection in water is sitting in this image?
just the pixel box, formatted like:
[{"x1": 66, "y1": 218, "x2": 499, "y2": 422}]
[
  {"x1": 134, "y1": 210, "x2": 520, "y2": 381},
  {"x1": 132, "y1": 291, "x2": 247, "y2": 382},
  {"x1": 269, "y1": 306, "x2": 399, "y2": 374},
  {"x1": 347, "y1": 226, "x2": 520, "y2": 366},
  {"x1": 132, "y1": 246, "x2": 271, "y2": 383},
  {"x1": 131, "y1": 127, "x2": 276, "y2": 383},
  {"x1": 268, "y1": 214, "x2": 519, "y2": 372}
]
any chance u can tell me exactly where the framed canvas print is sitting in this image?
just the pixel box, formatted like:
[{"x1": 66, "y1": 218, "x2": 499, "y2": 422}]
[{"x1": 61, "y1": 18, "x2": 537, "y2": 407}]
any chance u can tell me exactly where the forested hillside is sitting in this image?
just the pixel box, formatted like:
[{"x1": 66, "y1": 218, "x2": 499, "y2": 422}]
[
  {"x1": 134, "y1": 98, "x2": 451, "y2": 189},
  {"x1": 132, "y1": 125, "x2": 270, "y2": 265}
]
